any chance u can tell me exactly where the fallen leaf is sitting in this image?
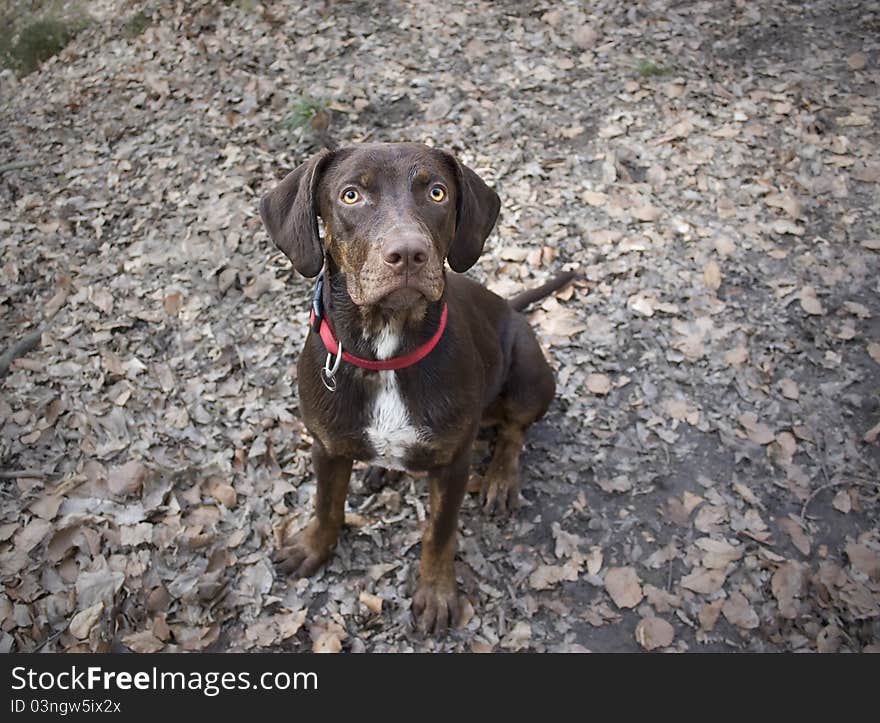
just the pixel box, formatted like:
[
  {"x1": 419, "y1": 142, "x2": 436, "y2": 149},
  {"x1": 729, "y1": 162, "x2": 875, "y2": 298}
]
[
  {"x1": 358, "y1": 591, "x2": 384, "y2": 615},
  {"x1": 699, "y1": 600, "x2": 724, "y2": 632},
  {"x1": 778, "y1": 517, "x2": 811, "y2": 556},
  {"x1": 209, "y1": 482, "x2": 237, "y2": 508},
  {"x1": 163, "y1": 292, "x2": 183, "y2": 315},
  {"x1": 799, "y1": 286, "x2": 824, "y2": 315},
  {"x1": 311, "y1": 623, "x2": 346, "y2": 653},
  {"x1": 680, "y1": 567, "x2": 726, "y2": 594},
  {"x1": 816, "y1": 625, "x2": 842, "y2": 653},
  {"x1": 847, "y1": 52, "x2": 867, "y2": 70},
  {"x1": 69, "y1": 602, "x2": 104, "y2": 639},
  {"x1": 586, "y1": 373, "x2": 612, "y2": 395},
  {"x1": 635, "y1": 616, "x2": 674, "y2": 650},
  {"x1": 529, "y1": 562, "x2": 580, "y2": 590},
  {"x1": 628, "y1": 294, "x2": 655, "y2": 317},
  {"x1": 845, "y1": 543, "x2": 880, "y2": 581},
  {"x1": 703, "y1": 260, "x2": 722, "y2": 291},
  {"x1": 122, "y1": 630, "x2": 165, "y2": 653},
  {"x1": 586, "y1": 547, "x2": 603, "y2": 576},
  {"x1": 724, "y1": 346, "x2": 749, "y2": 366},
  {"x1": 722, "y1": 591, "x2": 759, "y2": 629},
  {"x1": 108, "y1": 460, "x2": 148, "y2": 496},
  {"x1": 779, "y1": 378, "x2": 799, "y2": 400},
  {"x1": 832, "y1": 490, "x2": 852, "y2": 514},
  {"x1": 772, "y1": 561, "x2": 806, "y2": 618},
  {"x1": 604, "y1": 566, "x2": 643, "y2": 609},
  {"x1": 632, "y1": 205, "x2": 663, "y2": 222},
  {"x1": 695, "y1": 538, "x2": 743, "y2": 569},
  {"x1": 596, "y1": 475, "x2": 632, "y2": 494},
  {"x1": 501, "y1": 621, "x2": 532, "y2": 651}
]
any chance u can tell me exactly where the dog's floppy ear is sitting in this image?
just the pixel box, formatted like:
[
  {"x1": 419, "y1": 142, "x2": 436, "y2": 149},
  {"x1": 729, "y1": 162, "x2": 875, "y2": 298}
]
[
  {"x1": 259, "y1": 149, "x2": 332, "y2": 278},
  {"x1": 441, "y1": 152, "x2": 501, "y2": 272}
]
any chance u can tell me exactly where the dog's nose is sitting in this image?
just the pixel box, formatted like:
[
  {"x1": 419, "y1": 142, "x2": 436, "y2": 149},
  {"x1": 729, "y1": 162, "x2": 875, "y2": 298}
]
[{"x1": 382, "y1": 237, "x2": 428, "y2": 274}]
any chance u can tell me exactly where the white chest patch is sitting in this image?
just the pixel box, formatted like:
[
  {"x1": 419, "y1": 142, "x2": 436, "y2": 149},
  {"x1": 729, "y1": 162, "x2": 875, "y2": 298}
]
[{"x1": 364, "y1": 326, "x2": 424, "y2": 469}]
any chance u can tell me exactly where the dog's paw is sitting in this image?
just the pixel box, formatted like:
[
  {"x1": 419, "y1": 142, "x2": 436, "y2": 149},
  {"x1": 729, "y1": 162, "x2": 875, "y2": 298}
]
[
  {"x1": 480, "y1": 474, "x2": 520, "y2": 517},
  {"x1": 274, "y1": 527, "x2": 333, "y2": 578},
  {"x1": 411, "y1": 583, "x2": 461, "y2": 636}
]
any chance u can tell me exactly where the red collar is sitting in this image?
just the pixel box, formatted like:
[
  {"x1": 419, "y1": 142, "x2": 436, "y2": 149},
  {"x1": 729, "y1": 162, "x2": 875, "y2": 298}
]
[{"x1": 309, "y1": 303, "x2": 448, "y2": 372}]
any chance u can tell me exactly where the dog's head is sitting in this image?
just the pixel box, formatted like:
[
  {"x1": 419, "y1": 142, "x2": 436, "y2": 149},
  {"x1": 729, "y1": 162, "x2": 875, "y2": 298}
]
[{"x1": 260, "y1": 142, "x2": 500, "y2": 309}]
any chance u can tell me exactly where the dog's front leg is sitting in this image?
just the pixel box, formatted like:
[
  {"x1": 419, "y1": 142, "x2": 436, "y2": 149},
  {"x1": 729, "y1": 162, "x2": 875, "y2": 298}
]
[
  {"x1": 276, "y1": 439, "x2": 352, "y2": 578},
  {"x1": 412, "y1": 444, "x2": 471, "y2": 635}
]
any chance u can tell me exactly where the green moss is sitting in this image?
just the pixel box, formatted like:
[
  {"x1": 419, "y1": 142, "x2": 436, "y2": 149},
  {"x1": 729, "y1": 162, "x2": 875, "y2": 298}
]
[
  {"x1": 0, "y1": 14, "x2": 89, "y2": 75},
  {"x1": 123, "y1": 9, "x2": 153, "y2": 39},
  {"x1": 634, "y1": 58, "x2": 672, "y2": 78},
  {"x1": 282, "y1": 95, "x2": 328, "y2": 131}
]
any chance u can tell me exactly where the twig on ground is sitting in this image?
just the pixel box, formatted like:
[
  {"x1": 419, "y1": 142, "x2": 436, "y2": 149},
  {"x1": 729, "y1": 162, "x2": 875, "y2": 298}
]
[
  {"x1": 0, "y1": 469, "x2": 46, "y2": 479},
  {"x1": 0, "y1": 160, "x2": 39, "y2": 175},
  {"x1": 0, "y1": 328, "x2": 43, "y2": 378}
]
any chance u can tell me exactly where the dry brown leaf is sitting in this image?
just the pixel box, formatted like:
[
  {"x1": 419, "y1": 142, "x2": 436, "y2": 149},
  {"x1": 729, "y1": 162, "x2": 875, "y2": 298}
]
[
  {"x1": 635, "y1": 616, "x2": 674, "y2": 650},
  {"x1": 277, "y1": 610, "x2": 307, "y2": 641},
  {"x1": 772, "y1": 561, "x2": 806, "y2": 618},
  {"x1": 358, "y1": 591, "x2": 384, "y2": 615},
  {"x1": 832, "y1": 489, "x2": 852, "y2": 514},
  {"x1": 572, "y1": 24, "x2": 599, "y2": 49},
  {"x1": 722, "y1": 591, "x2": 759, "y2": 629},
  {"x1": 644, "y1": 585, "x2": 681, "y2": 614},
  {"x1": 108, "y1": 460, "x2": 147, "y2": 496},
  {"x1": 500, "y1": 621, "x2": 532, "y2": 651},
  {"x1": 581, "y1": 190, "x2": 607, "y2": 206},
  {"x1": 122, "y1": 630, "x2": 165, "y2": 653},
  {"x1": 680, "y1": 567, "x2": 726, "y2": 594},
  {"x1": 778, "y1": 517, "x2": 811, "y2": 556},
  {"x1": 311, "y1": 624, "x2": 346, "y2": 653},
  {"x1": 799, "y1": 286, "x2": 824, "y2": 316},
  {"x1": 816, "y1": 625, "x2": 842, "y2": 653},
  {"x1": 724, "y1": 345, "x2": 749, "y2": 366},
  {"x1": 586, "y1": 373, "x2": 612, "y2": 395},
  {"x1": 738, "y1": 412, "x2": 775, "y2": 445},
  {"x1": 632, "y1": 205, "x2": 663, "y2": 222},
  {"x1": 163, "y1": 292, "x2": 183, "y2": 315},
  {"x1": 529, "y1": 561, "x2": 580, "y2": 590},
  {"x1": 604, "y1": 566, "x2": 643, "y2": 609},
  {"x1": 845, "y1": 543, "x2": 880, "y2": 581},
  {"x1": 69, "y1": 602, "x2": 104, "y2": 639},
  {"x1": 703, "y1": 260, "x2": 722, "y2": 291},
  {"x1": 695, "y1": 538, "x2": 743, "y2": 569},
  {"x1": 847, "y1": 52, "x2": 867, "y2": 70},
  {"x1": 779, "y1": 378, "x2": 799, "y2": 400},
  {"x1": 596, "y1": 475, "x2": 632, "y2": 494},
  {"x1": 699, "y1": 599, "x2": 724, "y2": 632},
  {"x1": 209, "y1": 482, "x2": 237, "y2": 509}
]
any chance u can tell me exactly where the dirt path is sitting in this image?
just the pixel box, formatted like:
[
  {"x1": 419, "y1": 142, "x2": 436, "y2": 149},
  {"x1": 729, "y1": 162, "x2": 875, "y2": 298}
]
[{"x1": 1, "y1": 0, "x2": 878, "y2": 652}]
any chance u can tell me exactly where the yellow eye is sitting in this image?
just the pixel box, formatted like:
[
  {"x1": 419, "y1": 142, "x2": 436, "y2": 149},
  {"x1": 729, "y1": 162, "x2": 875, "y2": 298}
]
[
  {"x1": 430, "y1": 185, "x2": 446, "y2": 202},
  {"x1": 341, "y1": 188, "x2": 360, "y2": 204}
]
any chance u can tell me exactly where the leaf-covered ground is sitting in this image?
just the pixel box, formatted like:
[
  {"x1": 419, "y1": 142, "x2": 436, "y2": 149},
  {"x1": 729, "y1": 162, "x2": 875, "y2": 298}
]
[{"x1": 1, "y1": 0, "x2": 878, "y2": 652}]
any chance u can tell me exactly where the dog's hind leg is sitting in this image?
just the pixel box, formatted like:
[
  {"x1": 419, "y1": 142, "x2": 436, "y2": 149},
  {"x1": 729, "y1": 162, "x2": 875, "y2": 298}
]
[{"x1": 481, "y1": 317, "x2": 555, "y2": 516}]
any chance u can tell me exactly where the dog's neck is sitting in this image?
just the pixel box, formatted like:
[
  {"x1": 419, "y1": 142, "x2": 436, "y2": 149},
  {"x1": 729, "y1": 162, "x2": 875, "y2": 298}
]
[{"x1": 322, "y1": 263, "x2": 446, "y2": 362}]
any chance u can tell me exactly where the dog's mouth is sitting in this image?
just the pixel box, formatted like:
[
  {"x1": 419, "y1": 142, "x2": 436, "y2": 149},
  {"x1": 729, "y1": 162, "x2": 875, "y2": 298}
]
[
  {"x1": 378, "y1": 286, "x2": 424, "y2": 310},
  {"x1": 356, "y1": 274, "x2": 444, "y2": 310}
]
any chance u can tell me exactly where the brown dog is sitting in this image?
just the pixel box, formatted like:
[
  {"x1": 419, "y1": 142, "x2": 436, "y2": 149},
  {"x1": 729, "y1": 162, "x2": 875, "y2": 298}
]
[{"x1": 260, "y1": 142, "x2": 573, "y2": 634}]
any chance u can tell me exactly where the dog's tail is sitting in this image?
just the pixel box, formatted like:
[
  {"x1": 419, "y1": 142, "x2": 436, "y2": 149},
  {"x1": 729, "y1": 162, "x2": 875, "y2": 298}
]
[{"x1": 508, "y1": 271, "x2": 578, "y2": 312}]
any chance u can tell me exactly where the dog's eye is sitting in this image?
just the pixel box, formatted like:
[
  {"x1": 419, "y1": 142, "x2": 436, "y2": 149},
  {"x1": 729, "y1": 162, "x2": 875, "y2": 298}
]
[
  {"x1": 429, "y1": 185, "x2": 446, "y2": 202},
  {"x1": 341, "y1": 188, "x2": 360, "y2": 205}
]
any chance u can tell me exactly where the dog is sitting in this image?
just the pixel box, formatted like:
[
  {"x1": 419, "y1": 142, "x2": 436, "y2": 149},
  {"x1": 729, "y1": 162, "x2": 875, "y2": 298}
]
[{"x1": 260, "y1": 142, "x2": 574, "y2": 634}]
